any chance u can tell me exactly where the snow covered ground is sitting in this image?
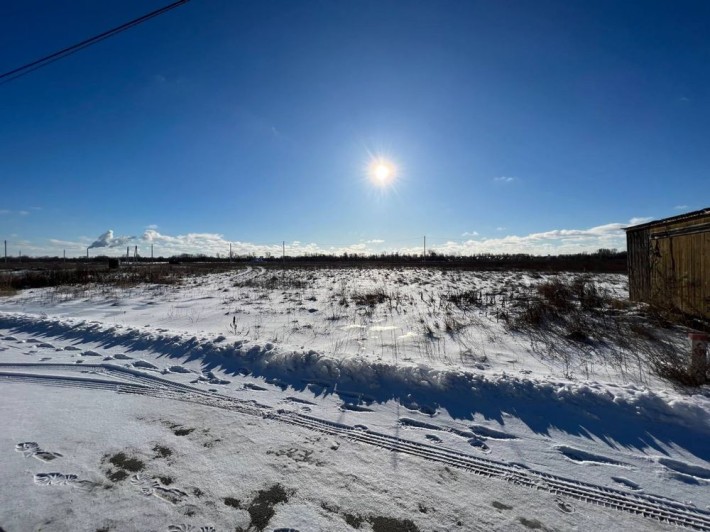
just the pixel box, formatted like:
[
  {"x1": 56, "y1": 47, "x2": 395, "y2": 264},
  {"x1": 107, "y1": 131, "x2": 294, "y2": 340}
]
[{"x1": 1, "y1": 266, "x2": 709, "y2": 531}]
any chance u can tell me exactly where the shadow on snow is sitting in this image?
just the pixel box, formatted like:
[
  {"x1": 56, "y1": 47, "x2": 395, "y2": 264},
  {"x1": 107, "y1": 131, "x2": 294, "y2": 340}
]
[{"x1": 2, "y1": 313, "x2": 709, "y2": 463}]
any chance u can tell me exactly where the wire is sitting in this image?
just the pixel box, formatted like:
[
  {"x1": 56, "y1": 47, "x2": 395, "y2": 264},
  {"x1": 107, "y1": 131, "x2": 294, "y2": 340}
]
[{"x1": 0, "y1": 0, "x2": 191, "y2": 85}]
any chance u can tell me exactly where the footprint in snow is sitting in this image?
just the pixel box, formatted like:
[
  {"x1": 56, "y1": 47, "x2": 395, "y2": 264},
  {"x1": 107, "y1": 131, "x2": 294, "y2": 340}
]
[
  {"x1": 33, "y1": 473, "x2": 96, "y2": 490},
  {"x1": 166, "y1": 365, "x2": 192, "y2": 374},
  {"x1": 340, "y1": 403, "x2": 373, "y2": 412},
  {"x1": 658, "y1": 458, "x2": 710, "y2": 481},
  {"x1": 555, "y1": 497, "x2": 574, "y2": 513},
  {"x1": 611, "y1": 476, "x2": 641, "y2": 491},
  {"x1": 555, "y1": 446, "x2": 627, "y2": 466},
  {"x1": 34, "y1": 472, "x2": 75, "y2": 486},
  {"x1": 468, "y1": 437, "x2": 491, "y2": 453},
  {"x1": 16, "y1": 442, "x2": 63, "y2": 462},
  {"x1": 191, "y1": 371, "x2": 230, "y2": 385},
  {"x1": 284, "y1": 397, "x2": 316, "y2": 406},
  {"x1": 132, "y1": 360, "x2": 159, "y2": 370},
  {"x1": 81, "y1": 350, "x2": 102, "y2": 357},
  {"x1": 113, "y1": 353, "x2": 132, "y2": 360},
  {"x1": 469, "y1": 424, "x2": 517, "y2": 440},
  {"x1": 131, "y1": 474, "x2": 189, "y2": 505}
]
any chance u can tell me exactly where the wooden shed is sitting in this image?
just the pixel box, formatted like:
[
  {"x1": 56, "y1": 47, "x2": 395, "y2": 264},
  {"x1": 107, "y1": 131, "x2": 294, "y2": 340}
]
[{"x1": 625, "y1": 208, "x2": 710, "y2": 319}]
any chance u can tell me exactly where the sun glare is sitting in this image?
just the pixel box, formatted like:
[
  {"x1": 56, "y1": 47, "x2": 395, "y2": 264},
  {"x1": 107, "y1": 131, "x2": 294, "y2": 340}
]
[{"x1": 369, "y1": 158, "x2": 396, "y2": 186}]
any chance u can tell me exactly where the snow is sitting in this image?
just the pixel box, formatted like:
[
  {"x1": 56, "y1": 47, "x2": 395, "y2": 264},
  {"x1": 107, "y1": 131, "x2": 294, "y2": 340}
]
[{"x1": 1, "y1": 266, "x2": 709, "y2": 531}]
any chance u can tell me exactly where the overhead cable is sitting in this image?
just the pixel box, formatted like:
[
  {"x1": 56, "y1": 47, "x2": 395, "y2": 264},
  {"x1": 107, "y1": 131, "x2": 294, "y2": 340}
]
[{"x1": 0, "y1": 0, "x2": 191, "y2": 85}]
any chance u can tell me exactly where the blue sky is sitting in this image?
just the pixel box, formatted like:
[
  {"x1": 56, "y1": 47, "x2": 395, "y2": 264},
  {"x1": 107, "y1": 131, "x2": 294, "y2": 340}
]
[{"x1": 1, "y1": 0, "x2": 708, "y2": 257}]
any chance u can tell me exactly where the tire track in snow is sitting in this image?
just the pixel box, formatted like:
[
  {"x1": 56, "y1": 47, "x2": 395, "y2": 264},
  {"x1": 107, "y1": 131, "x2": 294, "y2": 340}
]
[{"x1": 1, "y1": 363, "x2": 709, "y2": 531}]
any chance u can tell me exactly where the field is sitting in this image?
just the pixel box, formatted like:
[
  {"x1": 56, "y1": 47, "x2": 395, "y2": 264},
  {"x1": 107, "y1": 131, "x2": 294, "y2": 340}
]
[{"x1": 1, "y1": 264, "x2": 709, "y2": 531}]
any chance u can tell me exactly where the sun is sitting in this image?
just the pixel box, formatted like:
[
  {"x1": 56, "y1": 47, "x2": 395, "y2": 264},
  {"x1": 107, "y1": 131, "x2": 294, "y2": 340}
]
[{"x1": 369, "y1": 158, "x2": 396, "y2": 186}]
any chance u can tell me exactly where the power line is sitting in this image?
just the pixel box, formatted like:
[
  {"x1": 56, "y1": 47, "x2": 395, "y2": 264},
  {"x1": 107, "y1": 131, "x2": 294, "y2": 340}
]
[{"x1": 0, "y1": 0, "x2": 191, "y2": 85}]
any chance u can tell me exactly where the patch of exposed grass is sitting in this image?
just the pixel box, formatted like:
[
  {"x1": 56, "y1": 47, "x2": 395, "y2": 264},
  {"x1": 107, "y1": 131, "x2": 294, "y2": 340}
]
[
  {"x1": 0, "y1": 286, "x2": 18, "y2": 297},
  {"x1": 352, "y1": 288, "x2": 389, "y2": 307},
  {"x1": 344, "y1": 513, "x2": 365, "y2": 529},
  {"x1": 369, "y1": 516, "x2": 420, "y2": 532},
  {"x1": 518, "y1": 517, "x2": 544, "y2": 529},
  {"x1": 108, "y1": 452, "x2": 144, "y2": 473},
  {"x1": 445, "y1": 289, "x2": 482, "y2": 309},
  {"x1": 106, "y1": 469, "x2": 128, "y2": 482},
  {"x1": 492, "y1": 501, "x2": 513, "y2": 511},
  {"x1": 153, "y1": 445, "x2": 173, "y2": 458},
  {"x1": 224, "y1": 497, "x2": 242, "y2": 509},
  {"x1": 247, "y1": 484, "x2": 289, "y2": 531}
]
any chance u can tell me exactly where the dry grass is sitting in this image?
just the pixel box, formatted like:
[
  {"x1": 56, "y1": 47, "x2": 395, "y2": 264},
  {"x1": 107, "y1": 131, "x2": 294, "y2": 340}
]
[
  {"x1": 0, "y1": 286, "x2": 18, "y2": 297},
  {"x1": 508, "y1": 276, "x2": 708, "y2": 386}
]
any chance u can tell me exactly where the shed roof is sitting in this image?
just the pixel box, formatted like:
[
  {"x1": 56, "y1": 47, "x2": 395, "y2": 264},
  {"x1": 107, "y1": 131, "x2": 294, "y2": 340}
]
[{"x1": 624, "y1": 207, "x2": 710, "y2": 232}]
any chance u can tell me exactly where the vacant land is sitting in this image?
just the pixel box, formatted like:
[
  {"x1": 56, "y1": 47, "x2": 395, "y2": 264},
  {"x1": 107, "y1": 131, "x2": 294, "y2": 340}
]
[{"x1": 0, "y1": 265, "x2": 708, "y2": 531}]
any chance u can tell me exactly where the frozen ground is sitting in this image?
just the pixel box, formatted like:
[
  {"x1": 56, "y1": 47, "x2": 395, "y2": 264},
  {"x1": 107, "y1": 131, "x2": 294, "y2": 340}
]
[{"x1": 0, "y1": 266, "x2": 709, "y2": 531}]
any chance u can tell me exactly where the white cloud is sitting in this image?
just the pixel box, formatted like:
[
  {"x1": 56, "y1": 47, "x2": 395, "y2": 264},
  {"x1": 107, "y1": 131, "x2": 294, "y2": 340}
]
[
  {"x1": 14, "y1": 217, "x2": 649, "y2": 258},
  {"x1": 674, "y1": 205, "x2": 689, "y2": 211},
  {"x1": 493, "y1": 176, "x2": 516, "y2": 183},
  {"x1": 88, "y1": 230, "x2": 136, "y2": 249},
  {"x1": 422, "y1": 222, "x2": 629, "y2": 256},
  {"x1": 0, "y1": 209, "x2": 30, "y2": 216},
  {"x1": 461, "y1": 231, "x2": 478, "y2": 237},
  {"x1": 628, "y1": 217, "x2": 653, "y2": 226}
]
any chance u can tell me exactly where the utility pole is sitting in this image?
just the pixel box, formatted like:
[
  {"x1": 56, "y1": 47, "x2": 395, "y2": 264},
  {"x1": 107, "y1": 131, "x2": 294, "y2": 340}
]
[
  {"x1": 134, "y1": 245, "x2": 137, "y2": 261},
  {"x1": 63, "y1": 250, "x2": 66, "y2": 262},
  {"x1": 151, "y1": 244, "x2": 154, "y2": 260},
  {"x1": 127, "y1": 246, "x2": 130, "y2": 262},
  {"x1": 86, "y1": 247, "x2": 89, "y2": 259}
]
